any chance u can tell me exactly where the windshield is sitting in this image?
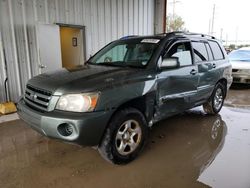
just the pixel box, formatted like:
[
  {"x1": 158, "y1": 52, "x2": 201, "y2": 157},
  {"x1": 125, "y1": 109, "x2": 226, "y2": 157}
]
[
  {"x1": 228, "y1": 50, "x2": 250, "y2": 62},
  {"x1": 88, "y1": 39, "x2": 160, "y2": 68}
]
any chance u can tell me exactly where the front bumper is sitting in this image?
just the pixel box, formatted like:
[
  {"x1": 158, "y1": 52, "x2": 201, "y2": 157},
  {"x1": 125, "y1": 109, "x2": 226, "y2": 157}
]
[
  {"x1": 227, "y1": 75, "x2": 233, "y2": 90},
  {"x1": 232, "y1": 73, "x2": 250, "y2": 84},
  {"x1": 17, "y1": 98, "x2": 114, "y2": 146}
]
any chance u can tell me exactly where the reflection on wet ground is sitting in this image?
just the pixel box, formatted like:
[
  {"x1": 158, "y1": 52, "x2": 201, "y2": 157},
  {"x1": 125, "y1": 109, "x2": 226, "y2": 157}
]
[{"x1": 0, "y1": 107, "x2": 249, "y2": 188}]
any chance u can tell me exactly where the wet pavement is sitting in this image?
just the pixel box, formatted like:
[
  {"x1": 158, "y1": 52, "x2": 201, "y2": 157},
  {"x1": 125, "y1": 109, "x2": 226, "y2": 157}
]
[
  {"x1": 0, "y1": 87, "x2": 250, "y2": 188},
  {"x1": 225, "y1": 84, "x2": 250, "y2": 108}
]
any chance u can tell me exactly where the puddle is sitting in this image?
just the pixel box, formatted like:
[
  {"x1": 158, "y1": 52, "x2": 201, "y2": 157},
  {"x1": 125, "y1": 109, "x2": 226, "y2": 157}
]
[{"x1": 0, "y1": 107, "x2": 249, "y2": 188}]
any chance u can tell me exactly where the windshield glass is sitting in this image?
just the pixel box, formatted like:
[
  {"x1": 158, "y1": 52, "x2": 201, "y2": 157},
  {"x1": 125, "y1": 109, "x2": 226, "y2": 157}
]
[
  {"x1": 88, "y1": 39, "x2": 160, "y2": 68},
  {"x1": 228, "y1": 50, "x2": 250, "y2": 62}
]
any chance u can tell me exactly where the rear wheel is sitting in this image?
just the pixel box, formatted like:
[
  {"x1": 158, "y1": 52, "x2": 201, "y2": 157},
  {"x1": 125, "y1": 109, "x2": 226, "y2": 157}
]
[
  {"x1": 203, "y1": 83, "x2": 226, "y2": 115},
  {"x1": 98, "y1": 107, "x2": 148, "y2": 165}
]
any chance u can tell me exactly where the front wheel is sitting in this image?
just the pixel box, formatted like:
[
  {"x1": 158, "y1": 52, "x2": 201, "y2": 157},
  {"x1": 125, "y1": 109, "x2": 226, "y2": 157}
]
[
  {"x1": 98, "y1": 108, "x2": 148, "y2": 165},
  {"x1": 203, "y1": 83, "x2": 226, "y2": 115}
]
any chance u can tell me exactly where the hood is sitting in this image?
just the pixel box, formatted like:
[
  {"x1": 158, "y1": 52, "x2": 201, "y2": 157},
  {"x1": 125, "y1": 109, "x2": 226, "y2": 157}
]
[
  {"x1": 28, "y1": 65, "x2": 145, "y2": 95},
  {"x1": 230, "y1": 60, "x2": 250, "y2": 70}
]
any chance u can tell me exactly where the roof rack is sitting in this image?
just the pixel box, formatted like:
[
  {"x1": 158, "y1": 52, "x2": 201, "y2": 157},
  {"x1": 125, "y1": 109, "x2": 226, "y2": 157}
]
[
  {"x1": 164, "y1": 31, "x2": 216, "y2": 39},
  {"x1": 120, "y1": 35, "x2": 138, "y2": 40}
]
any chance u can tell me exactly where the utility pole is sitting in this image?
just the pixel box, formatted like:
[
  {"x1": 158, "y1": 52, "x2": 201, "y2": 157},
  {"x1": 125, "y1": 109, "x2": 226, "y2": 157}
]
[
  {"x1": 235, "y1": 27, "x2": 238, "y2": 47},
  {"x1": 211, "y1": 4, "x2": 215, "y2": 35},
  {"x1": 208, "y1": 19, "x2": 211, "y2": 35},
  {"x1": 167, "y1": 0, "x2": 181, "y2": 32},
  {"x1": 226, "y1": 33, "x2": 228, "y2": 46},
  {"x1": 169, "y1": 0, "x2": 180, "y2": 17},
  {"x1": 173, "y1": 0, "x2": 176, "y2": 16},
  {"x1": 220, "y1": 28, "x2": 223, "y2": 41}
]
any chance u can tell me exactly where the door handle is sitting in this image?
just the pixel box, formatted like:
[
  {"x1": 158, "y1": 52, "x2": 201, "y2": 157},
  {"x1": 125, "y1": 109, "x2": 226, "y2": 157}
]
[
  {"x1": 190, "y1": 69, "x2": 197, "y2": 75},
  {"x1": 39, "y1": 64, "x2": 47, "y2": 69},
  {"x1": 212, "y1": 63, "x2": 216, "y2": 68}
]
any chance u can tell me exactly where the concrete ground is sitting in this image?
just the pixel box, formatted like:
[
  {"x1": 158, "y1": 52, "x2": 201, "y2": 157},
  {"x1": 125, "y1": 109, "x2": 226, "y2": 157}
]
[{"x1": 0, "y1": 85, "x2": 250, "y2": 188}]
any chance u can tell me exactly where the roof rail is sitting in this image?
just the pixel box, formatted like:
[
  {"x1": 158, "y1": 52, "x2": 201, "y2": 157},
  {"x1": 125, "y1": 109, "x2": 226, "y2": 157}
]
[
  {"x1": 165, "y1": 31, "x2": 216, "y2": 39},
  {"x1": 120, "y1": 35, "x2": 138, "y2": 40}
]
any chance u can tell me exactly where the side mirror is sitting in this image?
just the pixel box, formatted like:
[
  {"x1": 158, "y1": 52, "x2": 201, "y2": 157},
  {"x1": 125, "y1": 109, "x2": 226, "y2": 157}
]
[{"x1": 159, "y1": 57, "x2": 180, "y2": 69}]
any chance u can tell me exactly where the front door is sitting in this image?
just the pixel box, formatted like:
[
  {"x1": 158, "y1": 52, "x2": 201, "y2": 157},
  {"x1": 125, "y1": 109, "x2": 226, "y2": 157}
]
[
  {"x1": 36, "y1": 24, "x2": 62, "y2": 73},
  {"x1": 157, "y1": 41, "x2": 199, "y2": 119}
]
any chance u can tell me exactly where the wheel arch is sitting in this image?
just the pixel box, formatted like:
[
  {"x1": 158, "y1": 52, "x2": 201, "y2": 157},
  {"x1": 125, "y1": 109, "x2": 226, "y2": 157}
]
[
  {"x1": 216, "y1": 78, "x2": 227, "y2": 97},
  {"x1": 105, "y1": 92, "x2": 156, "y2": 130},
  {"x1": 115, "y1": 92, "x2": 156, "y2": 123},
  {"x1": 98, "y1": 92, "x2": 155, "y2": 146}
]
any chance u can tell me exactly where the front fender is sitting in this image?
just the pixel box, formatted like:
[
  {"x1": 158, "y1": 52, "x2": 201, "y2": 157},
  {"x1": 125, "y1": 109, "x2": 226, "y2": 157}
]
[{"x1": 96, "y1": 79, "x2": 157, "y2": 111}]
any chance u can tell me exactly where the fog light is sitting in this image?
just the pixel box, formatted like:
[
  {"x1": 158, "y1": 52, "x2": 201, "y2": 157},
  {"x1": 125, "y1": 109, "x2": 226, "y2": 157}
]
[
  {"x1": 65, "y1": 124, "x2": 73, "y2": 135},
  {"x1": 57, "y1": 123, "x2": 74, "y2": 137}
]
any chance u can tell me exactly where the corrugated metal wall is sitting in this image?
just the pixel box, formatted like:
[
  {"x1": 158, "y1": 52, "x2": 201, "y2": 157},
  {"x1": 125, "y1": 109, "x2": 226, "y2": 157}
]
[
  {"x1": 0, "y1": 30, "x2": 7, "y2": 102},
  {"x1": 0, "y1": 0, "x2": 155, "y2": 103}
]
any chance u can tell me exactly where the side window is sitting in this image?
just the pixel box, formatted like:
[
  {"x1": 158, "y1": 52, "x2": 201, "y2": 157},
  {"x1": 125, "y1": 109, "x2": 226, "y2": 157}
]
[
  {"x1": 208, "y1": 41, "x2": 224, "y2": 60},
  {"x1": 205, "y1": 43, "x2": 214, "y2": 60},
  {"x1": 191, "y1": 42, "x2": 208, "y2": 62},
  {"x1": 166, "y1": 42, "x2": 193, "y2": 66}
]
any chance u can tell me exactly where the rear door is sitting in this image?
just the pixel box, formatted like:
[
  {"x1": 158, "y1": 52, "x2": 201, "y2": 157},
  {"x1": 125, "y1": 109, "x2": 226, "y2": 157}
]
[
  {"x1": 191, "y1": 41, "x2": 215, "y2": 103},
  {"x1": 36, "y1": 24, "x2": 62, "y2": 73},
  {"x1": 157, "y1": 41, "x2": 199, "y2": 118},
  {"x1": 192, "y1": 40, "x2": 226, "y2": 104}
]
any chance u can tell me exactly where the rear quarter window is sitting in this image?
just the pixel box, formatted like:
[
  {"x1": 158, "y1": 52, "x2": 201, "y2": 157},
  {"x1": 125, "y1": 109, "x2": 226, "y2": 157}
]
[
  {"x1": 205, "y1": 43, "x2": 214, "y2": 61},
  {"x1": 208, "y1": 41, "x2": 224, "y2": 60}
]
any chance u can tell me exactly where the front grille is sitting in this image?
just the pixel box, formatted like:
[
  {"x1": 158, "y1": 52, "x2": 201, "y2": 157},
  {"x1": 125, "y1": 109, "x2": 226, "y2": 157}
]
[
  {"x1": 233, "y1": 77, "x2": 241, "y2": 82},
  {"x1": 232, "y1": 69, "x2": 239, "y2": 73},
  {"x1": 24, "y1": 85, "x2": 52, "y2": 112}
]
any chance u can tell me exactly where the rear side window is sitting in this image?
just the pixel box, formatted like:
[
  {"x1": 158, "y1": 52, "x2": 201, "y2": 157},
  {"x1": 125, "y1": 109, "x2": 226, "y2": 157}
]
[
  {"x1": 205, "y1": 43, "x2": 214, "y2": 60},
  {"x1": 208, "y1": 41, "x2": 224, "y2": 60},
  {"x1": 192, "y1": 42, "x2": 208, "y2": 62}
]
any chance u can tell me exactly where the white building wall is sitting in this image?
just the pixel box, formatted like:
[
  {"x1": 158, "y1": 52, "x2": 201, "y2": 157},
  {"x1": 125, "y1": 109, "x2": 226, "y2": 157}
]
[{"x1": 0, "y1": 0, "x2": 156, "y2": 103}]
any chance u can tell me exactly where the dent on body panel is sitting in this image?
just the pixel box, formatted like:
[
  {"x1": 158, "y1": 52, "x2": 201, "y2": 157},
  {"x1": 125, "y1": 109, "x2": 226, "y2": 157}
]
[
  {"x1": 96, "y1": 79, "x2": 157, "y2": 111},
  {"x1": 142, "y1": 77, "x2": 157, "y2": 95}
]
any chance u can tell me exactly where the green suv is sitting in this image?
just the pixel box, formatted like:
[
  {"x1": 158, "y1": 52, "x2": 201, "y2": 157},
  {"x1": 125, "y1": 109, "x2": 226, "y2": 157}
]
[{"x1": 17, "y1": 32, "x2": 232, "y2": 164}]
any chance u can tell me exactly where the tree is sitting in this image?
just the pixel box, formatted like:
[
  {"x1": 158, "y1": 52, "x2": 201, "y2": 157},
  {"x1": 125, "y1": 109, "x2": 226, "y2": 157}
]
[
  {"x1": 166, "y1": 14, "x2": 186, "y2": 32},
  {"x1": 229, "y1": 44, "x2": 236, "y2": 50}
]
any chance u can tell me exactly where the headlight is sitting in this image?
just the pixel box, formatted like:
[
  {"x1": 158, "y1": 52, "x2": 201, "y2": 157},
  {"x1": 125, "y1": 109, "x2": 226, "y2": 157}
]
[{"x1": 56, "y1": 93, "x2": 99, "y2": 112}]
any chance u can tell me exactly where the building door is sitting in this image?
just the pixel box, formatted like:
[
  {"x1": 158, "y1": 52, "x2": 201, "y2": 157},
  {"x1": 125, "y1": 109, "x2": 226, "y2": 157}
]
[
  {"x1": 36, "y1": 24, "x2": 86, "y2": 73},
  {"x1": 59, "y1": 26, "x2": 85, "y2": 69},
  {"x1": 37, "y1": 24, "x2": 62, "y2": 73}
]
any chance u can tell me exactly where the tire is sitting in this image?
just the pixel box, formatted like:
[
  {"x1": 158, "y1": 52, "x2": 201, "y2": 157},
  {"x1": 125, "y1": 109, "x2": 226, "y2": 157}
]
[
  {"x1": 98, "y1": 107, "x2": 148, "y2": 165},
  {"x1": 203, "y1": 83, "x2": 226, "y2": 115}
]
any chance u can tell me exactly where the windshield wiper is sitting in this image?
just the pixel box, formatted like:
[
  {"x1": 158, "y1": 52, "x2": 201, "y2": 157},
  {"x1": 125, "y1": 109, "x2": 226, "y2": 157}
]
[
  {"x1": 87, "y1": 61, "x2": 144, "y2": 68},
  {"x1": 86, "y1": 62, "x2": 116, "y2": 66},
  {"x1": 125, "y1": 64, "x2": 144, "y2": 68},
  {"x1": 86, "y1": 61, "x2": 95, "y2": 65},
  {"x1": 88, "y1": 61, "x2": 126, "y2": 67},
  {"x1": 98, "y1": 62, "x2": 125, "y2": 67}
]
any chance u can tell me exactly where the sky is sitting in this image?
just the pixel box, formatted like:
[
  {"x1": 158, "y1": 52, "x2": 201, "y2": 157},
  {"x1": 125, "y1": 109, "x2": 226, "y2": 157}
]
[{"x1": 167, "y1": 0, "x2": 250, "y2": 45}]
